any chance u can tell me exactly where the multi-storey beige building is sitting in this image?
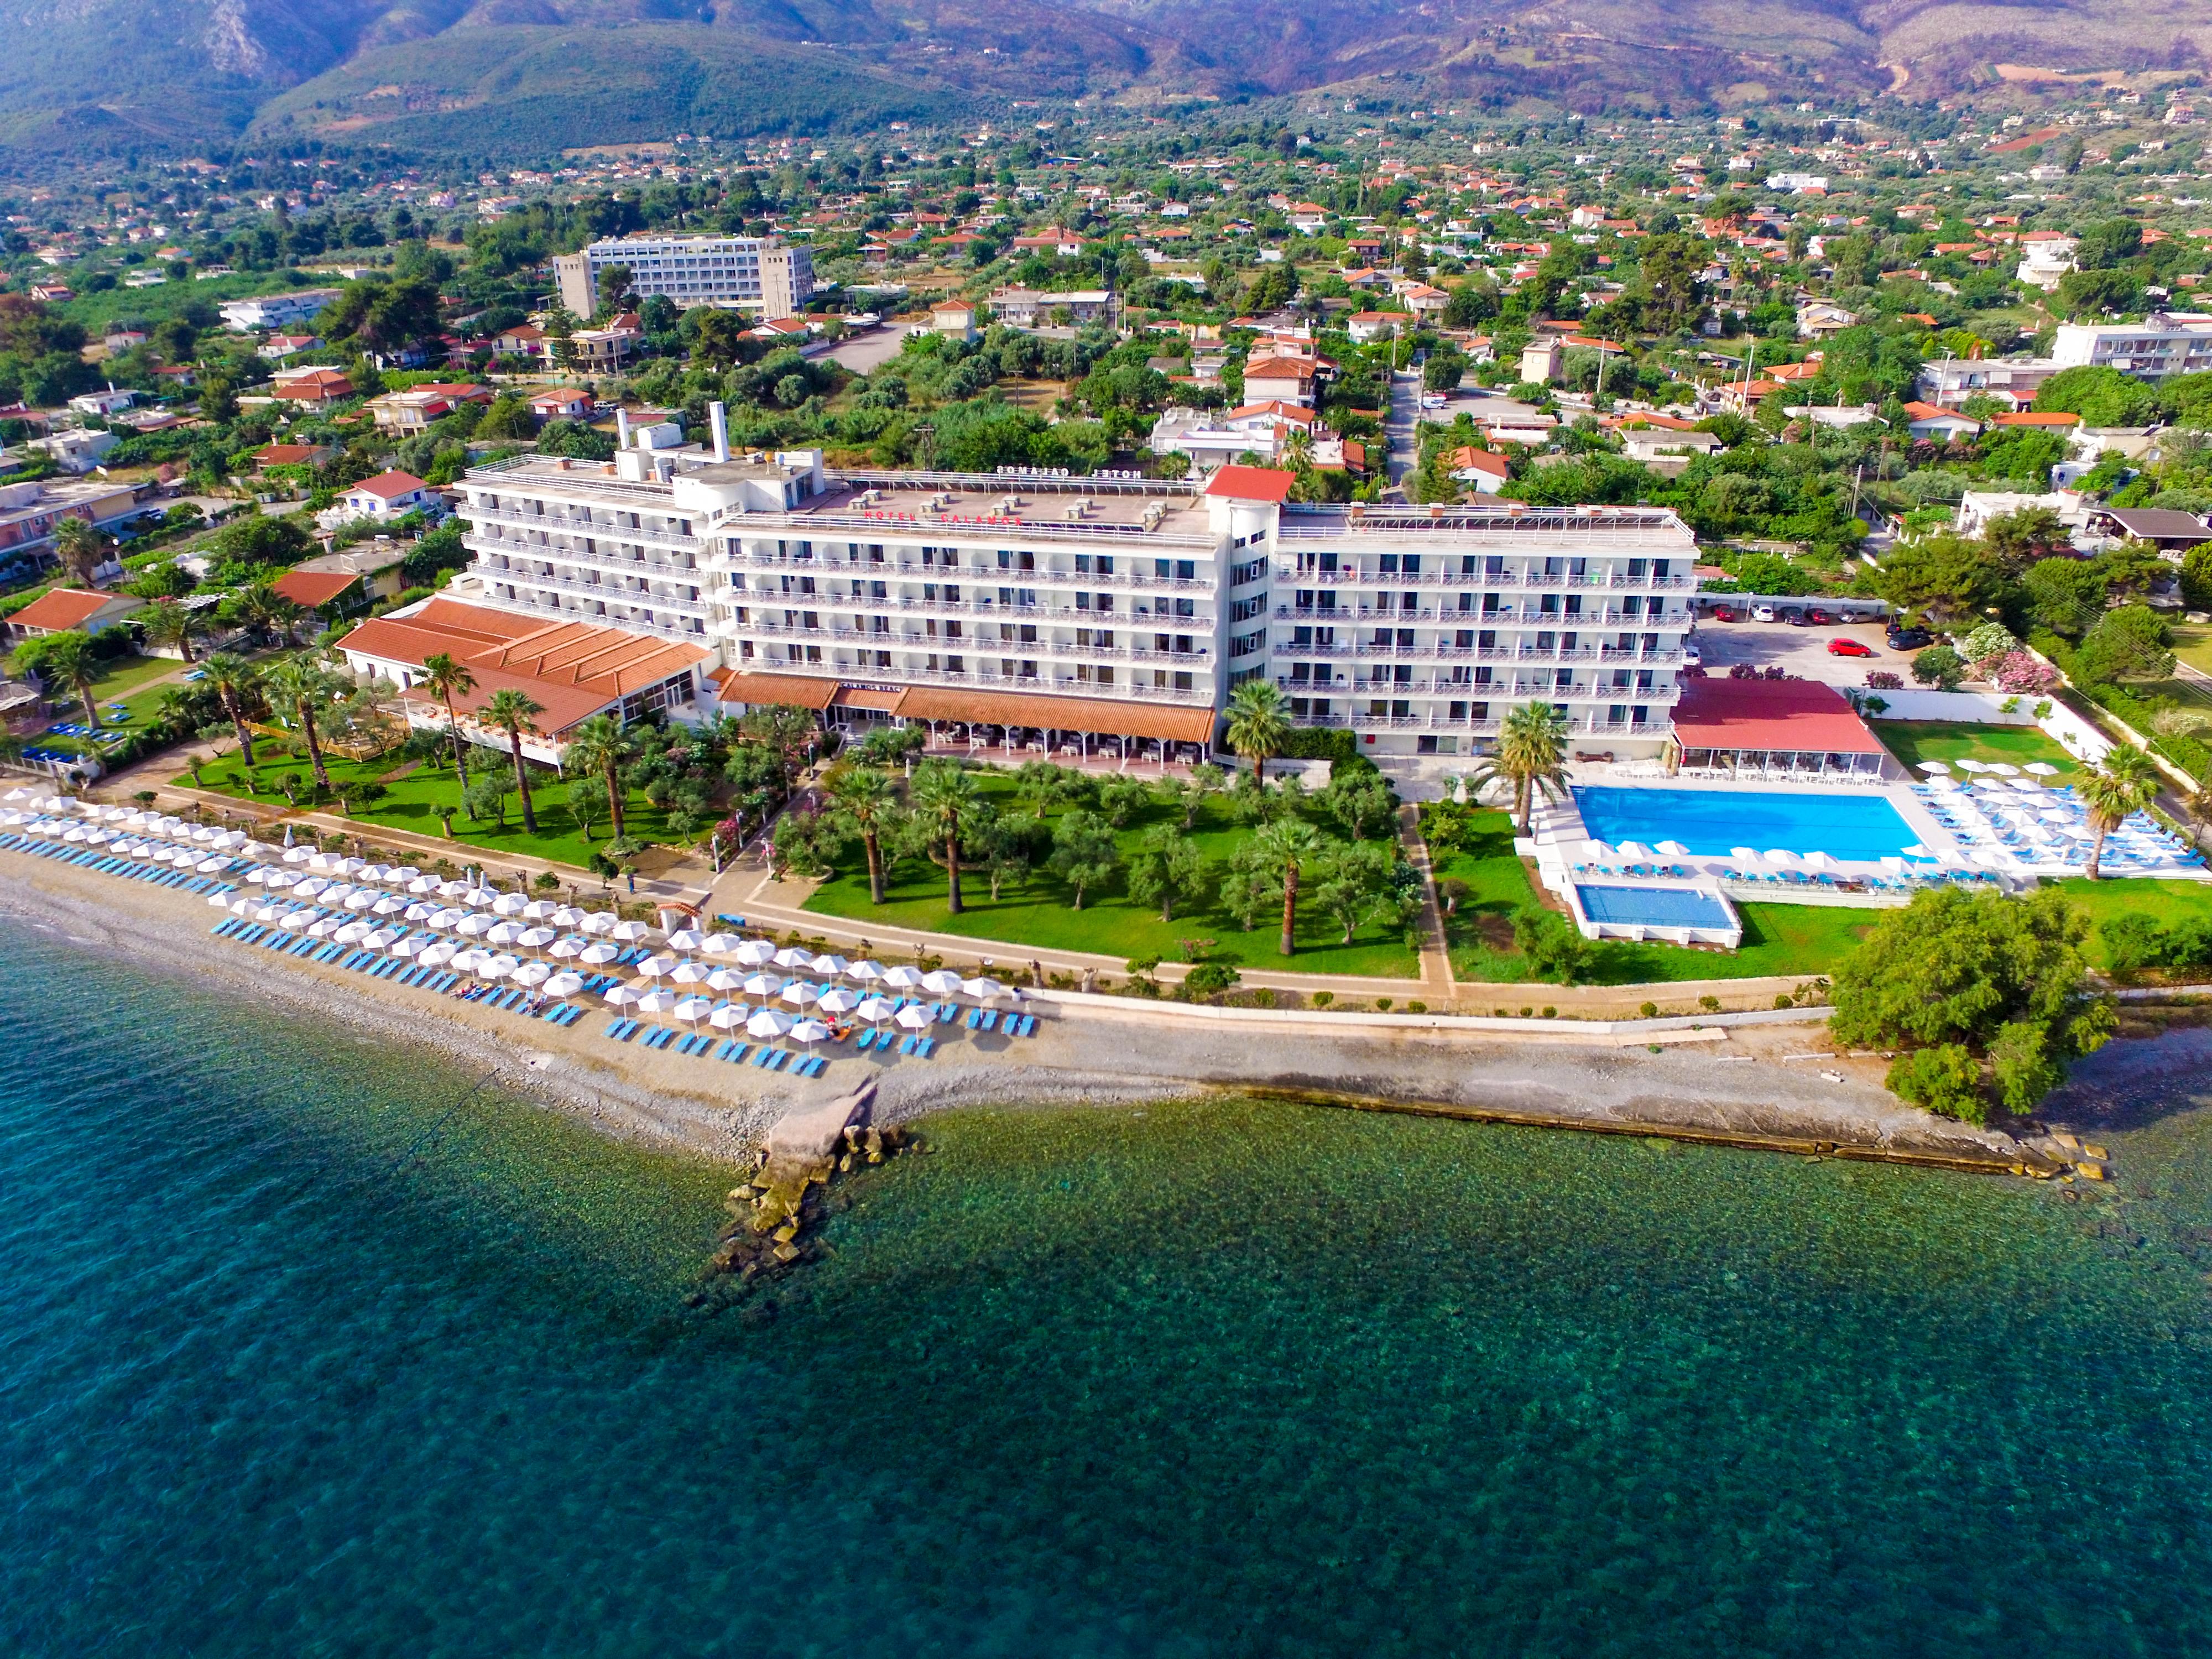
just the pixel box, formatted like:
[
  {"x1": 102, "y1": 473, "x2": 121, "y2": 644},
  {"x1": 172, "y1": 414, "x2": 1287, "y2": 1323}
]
[{"x1": 552, "y1": 234, "x2": 813, "y2": 320}]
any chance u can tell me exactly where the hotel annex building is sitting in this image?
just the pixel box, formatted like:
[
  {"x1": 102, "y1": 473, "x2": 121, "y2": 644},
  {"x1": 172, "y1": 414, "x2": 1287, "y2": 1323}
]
[{"x1": 448, "y1": 419, "x2": 1699, "y2": 773}]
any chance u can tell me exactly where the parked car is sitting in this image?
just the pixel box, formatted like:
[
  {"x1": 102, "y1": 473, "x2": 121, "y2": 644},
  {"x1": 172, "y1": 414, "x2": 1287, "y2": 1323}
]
[
  {"x1": 1782, "y1": 608, "x2": 1811, "y2": 627},
  {"x1": 1828, "y1": 638, "x2": 1876, "y2": 658},
  {"x1": 1751, "y1": 603, "x2": 1777, "y2": 623},
  {"x1": 1886, "y1": 625, "x2": 1932, "y2": 650},
  {"x1": 1681, "y1": 639, "x2": 1702, "y2": 666},
  {"x1": 1420, "y1": 393, "x2": 1447, "y2": 409},
  {"x1": 1709, "y1": 604, "x2": 1740, "y2": 622},
  {"x1": 1805, "y1": 607, "x2": 1835, "y2": 625}
]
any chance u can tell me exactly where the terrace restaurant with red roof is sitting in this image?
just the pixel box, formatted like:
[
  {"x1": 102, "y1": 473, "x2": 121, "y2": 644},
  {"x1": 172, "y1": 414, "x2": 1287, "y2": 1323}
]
[{"x1": 1666, "y1": 676, "x2": 1893, "y2": 780}]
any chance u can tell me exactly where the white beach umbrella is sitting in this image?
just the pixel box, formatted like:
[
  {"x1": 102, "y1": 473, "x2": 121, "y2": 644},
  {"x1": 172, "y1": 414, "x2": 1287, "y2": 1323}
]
[
  {"x1": 516, "y1": 926, "x2": 556, "y2": 948},
  {"x1": 1655, "y1": 840, "x2": 1691, "y2": 859},
  {"x1": 195, "y1": 857, "x2": 227, "y2": 874},
  {"x1": 961, "y1": 976, "x2": 1007, "y2": 1000},
  {"x1": 604, "y1": 984, "x2": 641, "y2": 1007},
  {"x1": 426, "y1": 907, "x2": 465, "y2": 930},
  {"x1": 450, "y1": 948, "x2": 487, "y2": 974},
  {"x1": 2023, "y1": 761, "x2": 2060, "y2": 777},
  {"x1": 581, "y1": 911, "x2": 618, "y2": 935},
  {"x1": 420, "y1": 941, "x2": 458, "y2": 967},
  {"x1": 634, "y1": 988, "x2": 679, "y2": 1015},
  {"x1": 773, "y1": 946, "x2": 815, "y2": 969},
  {"x1": 1985, "y1": 762, "x2": 2020, "y2": 776},
  {"x1": 880, "y1": 965, "x2": 925, "y2": 990},
  {"x1": 705, "y1": 967, "x2": 747, "y2": 992},
  {"x1": 550, "y1": 906, "x2": 587, "y2": 926},
  {"x1": 335, "y1": 922, "x2": 372, "y2": 945},
  {"x1": 700, "y1": 932, "x2": 742, "y2": 956},
  {"x1": 811, "y1": 953, "x2": 851, "y2": 977},
  {"x1": 1761, "y1": 849, "x2": 1798, "y2": 867},
  {"x1": 390, "y1": 936, "x2": 428, "y2": 958},
  {"x1": 357, "y1": 864, "x2": 390, "y2": 883},
  {"x1": 920, "y1": 969, "x2": 964, "y2": 996},
  {"x1": 388, "y1": 868, "x2": 421, "y2": 884},
  {"x1": 1616, "y1": 841, "x2": 1655, "y2": 862},
  {"x1": 266, "y1": 870, "x2": 300, "y2": 890},
  {"x1": 709, "y1": 1001, "x2": 750, "y2": 1031},
  {"x1": 789, "y1": 1019, "x2": 832, "y2": 1046},
  {"x1": 1801, "y1": 850, "x2": 1836, "y2": 871},
  {"x1": 336, "y1": 858, "x2": 368, "y2": 876},
  {"x1": 671, "y1": 960, "x2": 714, "y2": 984},
  {"x1": 548, "y1": 936, "x2": 585, "y2": 959},
  {"x1": 746, "y1": 1007, "x2": 793, "y2": 1039},
  {"x1": 635, "y1": 952, "x2": 679, "y2": 979},
  {"x1": 666, "y1": 927, "x2": 705, "y2": 951},
  {"x1": 544, "y1": 971, "x2": 585, "y2": 998},
  {"x1": 283, "y1": 845, "x2": 315, "y2": 864},
  {"x1": 895, "y1": 1003, "x2": 935, "y2": 1030},
  {"x1": 521, "y1": 899, "x2": 559, "y2": 920},
  {"x1": 436, "y1": 879, "x2": 472, "y2": 898},
  {"x1": 672, "y1": 995, "x2": 715, "y2": 1024},
  {"x1": 456, "y1": 913, "x2": 496, "y2": 937},
  {"x1": 304, "y1": 914, "x2": 340, "y2": 936},
  {"x1": 492, "y1": 892, "x2": 529, "y2": 915},
  {"x1": 481, "y1": 953, "x2": 522, "y2": 980},
  {"x1": 205, "y1": 890, "x2": 233, "y2": 909},
  {"x1": 581, "y1": 941, "x2": 621, "y2": 965},
  {"x1": 817, "y1": 986, "x2": 861, "y2": 1014},
  {"x1": 513, "y1": 960, "x2": 552, "y2": 987},
  {"x1": 485, "y1": 920, "x2": 524, "y2": 946},
  {"x1": 465, "y1": 888, "x2": 498, "y2": 909},
  {"x1": 780, "y1": 980, "x2": 821, "y2": 1008},
  {"x1": 847, "y1": 959, "x2": 888, "y2": 984},
  {"x1": 1954, "y1": 759, "x2": 1989, "y2": 773},
  {"x1": 408, "y1": 875, "x2": 440, "y2": 894},
  {"x1": 253, "y1": 901, "x2": 287, "y2": 922},
  {"x1": 229, "y1": 895, "x2": 257, "y2": 916},
  {"x1": 733, "y1": 939, "x2": 778, "y2": 966},
  {"x1": 609, "y1": 919, "x2": 651, "y2": 943},
  {"x1": 741, "y1": 971, "x2": 783, "y2": 998},
  {"x1": 854, "y1": 997, "x2": 895, "y2": 1024},
  {"x1": 347, "y1": 889, "x2": 382, "y2": 911},
  {"x1": 365, "y1": 928, "x2": 402, "y2": 950},
  {"x1": 403, "y1": 901, "x2": 437, "y2": 921},
  {"x1": 243, "y1": 865, "x2": 270, "y2": 884}
]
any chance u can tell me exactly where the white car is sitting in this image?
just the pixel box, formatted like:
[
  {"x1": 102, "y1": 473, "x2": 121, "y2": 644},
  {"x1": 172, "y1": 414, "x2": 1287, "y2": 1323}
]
[
  {"x1": 1421, "y1": 393, "x2": 1447, "y2": 409},
  {"x1": 1750, "y1": 603, "x2": 1777, "y2": 623},
  {"x1": 1680, "y1": 639, "x2": 1702, "y2": 667}
]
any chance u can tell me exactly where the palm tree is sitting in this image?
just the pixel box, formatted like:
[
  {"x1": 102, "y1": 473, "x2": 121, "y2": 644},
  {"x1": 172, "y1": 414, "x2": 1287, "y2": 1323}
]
[
  {"x1": 828, "y1": 762, "x2": 901, "y2": 905},
  {"x1": 140, "y1": 599, "x2": 207, "y2": 664},
  {"x1": 53, "y1": 516, "x2": 106, "y2": 587},
  {"x1": 482, "y1": 688, "x2": 546, "y2": 834},
  {"x1": 2078, "y1": 748, "x2": 2162, "y2": 880},
  {"x1": 263, "y1": 656, "x2": 343, "y2": 791},
  {"x1": 151, "y1": 684, "x2": 196, "y2": 740},
  {"x1": 418, "y1": 653, "x2": 478, "y2": 788},
  {"x1": 1467, "y1": 701, "x2": 1572, "y2": 834},
  {"x1": 1224, "y1": 679, "x2": 1291, "y2": 782},
  {"x1": 909, "y1": 759, "x2": 980, "y2": 914},
  {"x1": 24, "y1": 630, "x2": 102, "y2": 733},
  {"x1": 562, "y1": 714, "x2": 635, "y2": 839},
  {"x1": 1255, "y1": 818, "x2": 1323, "y2": 956},
  {"x1": 199, "y1": 651, "x2": 261, "y2": 768},
  {"x1": 230, "y1": 582, "x2": 305, "y2": 648}
]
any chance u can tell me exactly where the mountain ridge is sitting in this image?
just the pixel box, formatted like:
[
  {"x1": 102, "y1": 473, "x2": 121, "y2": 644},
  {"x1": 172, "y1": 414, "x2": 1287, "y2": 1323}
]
[{"x1": 0, "y1": 0, "x2": 2204, "y2": 156}]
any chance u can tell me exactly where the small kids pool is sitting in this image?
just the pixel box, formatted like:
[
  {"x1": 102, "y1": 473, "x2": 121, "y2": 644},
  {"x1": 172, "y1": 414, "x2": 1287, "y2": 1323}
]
[
  {"x1": 1575, "y1": 885, "x2": 1734, "y2": 928},
  {"x1": 1574, "y1": 786, "x2": 1917, "y2": 863}
]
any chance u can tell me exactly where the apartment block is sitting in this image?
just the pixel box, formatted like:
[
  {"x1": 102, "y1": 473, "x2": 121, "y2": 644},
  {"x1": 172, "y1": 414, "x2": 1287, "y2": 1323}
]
[
  {"x1": 2051, "y1": 313, "x2": 2212, "y2": 380},
  {"x1": 552, "y1": 235, "x2": 814, "y2": 320},
  {"x1": 456, "y1": 422, "x2": 1697, "y2": 773}
]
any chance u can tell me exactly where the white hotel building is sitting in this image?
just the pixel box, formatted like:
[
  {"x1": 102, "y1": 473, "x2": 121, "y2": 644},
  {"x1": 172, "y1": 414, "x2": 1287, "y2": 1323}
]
[
  {"x1": 552, "y1": 234, "x2": 814, "y2": 321},
  {"x1": 452, "y1": 416, "x2": 1697, "y2": 772}
]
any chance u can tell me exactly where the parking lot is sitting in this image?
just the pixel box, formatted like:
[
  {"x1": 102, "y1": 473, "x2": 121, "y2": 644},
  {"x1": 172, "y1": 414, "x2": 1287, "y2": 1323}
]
[{"x1": 1689, "y1": 615, "x2": 1917, "y2": 689}]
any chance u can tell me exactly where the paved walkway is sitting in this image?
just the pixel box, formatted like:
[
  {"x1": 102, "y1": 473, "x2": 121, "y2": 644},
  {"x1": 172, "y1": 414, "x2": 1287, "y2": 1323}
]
[{"x1": 1397, "y1": 800, "x2": 1455, "y2": 999}]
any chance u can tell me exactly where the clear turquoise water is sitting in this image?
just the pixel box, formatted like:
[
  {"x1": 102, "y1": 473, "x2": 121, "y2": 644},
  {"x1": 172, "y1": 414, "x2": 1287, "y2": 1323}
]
[
  {"x1": 5, "y1": 936, "x2": 2212, "y2": 1656},
  {"x1": 1574, "y1": 786, "x2": 1917, "y2": 861}
]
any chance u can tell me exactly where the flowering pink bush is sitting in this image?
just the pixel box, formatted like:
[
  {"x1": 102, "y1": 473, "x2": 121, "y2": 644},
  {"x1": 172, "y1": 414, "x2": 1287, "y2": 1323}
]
[
  {"x1": 1864, "y1": 671, "x2": 1904, "y2": 690},
  {"x1": 1989, "y1": 651, "x2": 2060, "y2": 694}
]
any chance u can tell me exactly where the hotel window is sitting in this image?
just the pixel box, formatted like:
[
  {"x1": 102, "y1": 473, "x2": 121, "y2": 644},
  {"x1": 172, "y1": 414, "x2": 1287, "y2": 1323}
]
[
  {"x1": 1609, "y1": 704, "x2": 1627, "y2": 724},
  {"x1": 1173, "y1": 671, "x2": 1193, "y2": 691},
  {"x1": 1471, "y1": 701, "x2": 1490, "y2": 721}
]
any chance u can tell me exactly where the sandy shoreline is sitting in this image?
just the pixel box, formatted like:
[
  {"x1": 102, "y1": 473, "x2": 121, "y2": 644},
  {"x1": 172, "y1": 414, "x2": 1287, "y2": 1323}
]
[{"x1": 1, "y1": 844, "x2": 2074, "y2": 1173}]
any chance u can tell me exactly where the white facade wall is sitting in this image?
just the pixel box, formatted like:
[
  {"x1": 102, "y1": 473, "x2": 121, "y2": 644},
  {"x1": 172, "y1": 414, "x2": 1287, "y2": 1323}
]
[
  {"x1": 2052, "y1": 315, "x2": 2212, "y2": 379},
  {"x1": 457, "y1": 455, "x2": 1699, "y2": 764},
  {"x1": 555, "y1": 236, "x2": 814, "y2": 319}
]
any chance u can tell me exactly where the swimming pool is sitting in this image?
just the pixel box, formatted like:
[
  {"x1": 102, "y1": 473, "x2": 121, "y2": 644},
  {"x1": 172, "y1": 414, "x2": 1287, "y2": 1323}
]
[
  {"x1": 1575, "y1": 885, "x2": 1735, "y2": 927},
  {"x1": 1573, "y1": 786, "x2": 1917, "y2": 863}
]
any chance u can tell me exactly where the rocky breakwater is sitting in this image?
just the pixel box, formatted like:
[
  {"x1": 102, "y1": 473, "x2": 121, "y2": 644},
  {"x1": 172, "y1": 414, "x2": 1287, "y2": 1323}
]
[{"x1": 709, "y1": 1079, "x2": 917, "y2": 1283}]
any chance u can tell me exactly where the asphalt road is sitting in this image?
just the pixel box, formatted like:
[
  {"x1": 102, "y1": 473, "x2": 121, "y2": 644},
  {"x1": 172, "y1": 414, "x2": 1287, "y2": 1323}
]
[{"x1": 1386, "y1": 368, "x2": 1420, "y2": 491}]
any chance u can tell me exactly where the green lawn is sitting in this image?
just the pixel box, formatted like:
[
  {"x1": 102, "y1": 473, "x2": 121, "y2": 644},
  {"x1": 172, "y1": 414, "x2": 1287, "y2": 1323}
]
[
  {"x1": 805, "y1": 771, "x2": 1422, "y2": 978},
  {"x1": 2172, "y1": 623, "x2": 2212, "y2": 677},
  {"x1": 178, "y1": 746, "x2": 679, "y2": 874},
  {"x1": 2041, "y1": 877, "x2": 2212, "y2": 971},
  {"x1": 1436, "y1": 807, "x2": 1876, "y2": 986},
  {"x1": 1870, "y1": 718, "x2": 2081, "y2": 778},
  {"x1": 88, "y1": 654, "x2": 181, "y2": 701}
]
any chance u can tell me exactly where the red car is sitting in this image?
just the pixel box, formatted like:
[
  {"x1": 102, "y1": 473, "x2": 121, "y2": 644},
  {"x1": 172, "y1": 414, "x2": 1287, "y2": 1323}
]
[
  {"x1": 1806, "y1": 607, "x2": 1836, "y2": 625},
  {"x1": 1709, "y1": 604, "x2": 1740, "y2": 622},
  {"x1": 1827, "y1": 638, "x2": 1876, "y2": 658}
]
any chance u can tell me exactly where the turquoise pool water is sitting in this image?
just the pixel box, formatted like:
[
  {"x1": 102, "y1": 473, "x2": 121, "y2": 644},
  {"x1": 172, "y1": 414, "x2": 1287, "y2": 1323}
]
[
  {"x1": 1577, "y1": 884, "x2": 1734, "y2": 926},
  {"x1": 1575, "y1": 785, "x2": 1917, "y2": 862}
]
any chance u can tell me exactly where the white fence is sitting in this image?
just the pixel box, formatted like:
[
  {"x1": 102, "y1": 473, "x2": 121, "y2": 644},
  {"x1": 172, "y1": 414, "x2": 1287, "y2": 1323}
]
[{"x1": 1853, "y1": 686, "x2": 2112, "y2": 763}]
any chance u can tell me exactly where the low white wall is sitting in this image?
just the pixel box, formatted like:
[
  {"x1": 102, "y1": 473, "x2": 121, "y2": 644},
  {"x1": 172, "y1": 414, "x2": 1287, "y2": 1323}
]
[{"x1": 1857, "y1": 686, "x2": 2112, "y2": 763}]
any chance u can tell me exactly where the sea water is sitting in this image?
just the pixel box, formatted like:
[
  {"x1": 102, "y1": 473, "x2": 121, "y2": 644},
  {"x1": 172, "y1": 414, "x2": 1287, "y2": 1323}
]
[{"x1": 3, "y1": 935, "x2": 2211, "y2": 1656}]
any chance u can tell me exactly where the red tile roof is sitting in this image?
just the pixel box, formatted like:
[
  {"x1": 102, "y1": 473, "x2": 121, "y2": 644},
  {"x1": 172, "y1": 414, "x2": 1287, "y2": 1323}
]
[
  {"x1": 1671, "y1": 677, "x2": 1885, "y2": 754},
  {"x1": 1995, "y1": 411, "x2": 2081, "y2": 428},
  {"x1": 270, "y1": 570, "x2": 362, "y2": 609},
  {"x1": 1204, "y1": 464, "x2": 1296, "y2": 503},
  {"x1": 9, "y1": 587, "x2": 126, "y2": 632},
  {"x1": 348, "y1": 469, "x2": 430, "y2": 499}
]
